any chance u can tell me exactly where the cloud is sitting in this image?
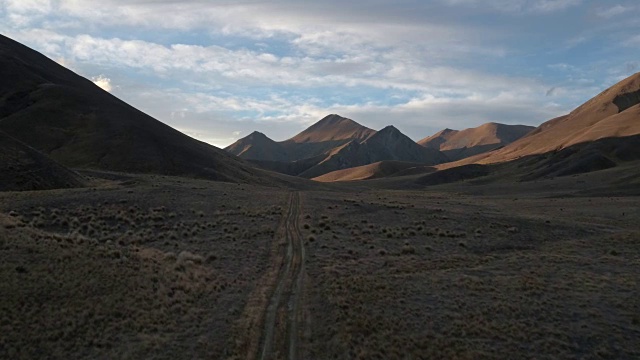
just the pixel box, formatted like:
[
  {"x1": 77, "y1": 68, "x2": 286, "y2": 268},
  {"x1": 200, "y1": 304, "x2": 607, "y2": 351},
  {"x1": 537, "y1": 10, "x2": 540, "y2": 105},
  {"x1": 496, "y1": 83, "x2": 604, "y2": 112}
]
[
  {"x1": 111, "y1": 78, "x2": 571, "y2": 147},
  {"x1": 440, "y1": 0, "x2": 583, "y2": 14},
  {"x1": 595, "y1": 5, "x2": 635, "y2": 19},
  {"x1": 91, "y1": 75, "x2": 112, "y2": 92},
  {"x1": 5, "y1": 30, "x2": 522, "y2": 97},
  {"x1": 0, "y1": 0, "x2": 634, "y2": 149},
  {"x1": 625, "y1": 34, "x2": 640, "y2": 47}
]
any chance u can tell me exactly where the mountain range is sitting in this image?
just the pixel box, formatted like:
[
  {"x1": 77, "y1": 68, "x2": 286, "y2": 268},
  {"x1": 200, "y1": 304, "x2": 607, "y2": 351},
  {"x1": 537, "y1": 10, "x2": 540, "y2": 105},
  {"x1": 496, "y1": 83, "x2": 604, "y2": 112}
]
[
  {"x1": 1, "y1": 32, "x2": 639, "y2": 190},
  {"x1": 417, "y1": 122, "x2": 535, "y2": 161},
  {"x1": 319, "y1": 72, "x2": 640, "y2": 184},
  {"x1": 450, "y1": 73, "x2": 640, "y2": 167},
  {"x1": 227, "y1": 115, "x2": 536, "y2": 178}
]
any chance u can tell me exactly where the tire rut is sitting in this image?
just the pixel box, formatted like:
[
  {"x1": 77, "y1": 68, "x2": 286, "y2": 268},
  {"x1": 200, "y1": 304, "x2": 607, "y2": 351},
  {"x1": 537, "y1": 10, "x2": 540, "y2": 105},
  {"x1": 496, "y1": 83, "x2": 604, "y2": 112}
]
[{"x1": 259, "y1": 191, "x2": 305, "y2": 360}]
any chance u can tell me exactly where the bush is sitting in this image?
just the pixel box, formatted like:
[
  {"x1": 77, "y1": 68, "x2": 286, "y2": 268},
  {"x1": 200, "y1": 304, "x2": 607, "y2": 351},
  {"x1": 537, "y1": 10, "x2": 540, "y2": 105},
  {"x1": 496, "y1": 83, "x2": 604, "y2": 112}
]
[
  {"x1": 177, "y1": 251, "x2": 203, "y2": 265},
  {"x1": 401, "y1": 245, "x2": 416, "y2": 255}
]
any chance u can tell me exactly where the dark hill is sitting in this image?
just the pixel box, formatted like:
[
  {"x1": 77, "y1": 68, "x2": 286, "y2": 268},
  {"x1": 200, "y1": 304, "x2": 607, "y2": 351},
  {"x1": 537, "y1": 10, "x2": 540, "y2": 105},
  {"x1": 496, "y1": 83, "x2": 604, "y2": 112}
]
[
  {"x1": 0, "y1": 34, "x2": 284, "y2": 184},
  {"x1": 0, "y1": 131, "x2": 84, "y2": 191}
]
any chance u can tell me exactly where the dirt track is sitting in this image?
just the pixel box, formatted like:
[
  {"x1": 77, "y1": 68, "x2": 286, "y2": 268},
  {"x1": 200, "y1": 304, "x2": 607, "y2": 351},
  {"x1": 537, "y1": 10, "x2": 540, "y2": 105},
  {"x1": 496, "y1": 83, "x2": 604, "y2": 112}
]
[{"x1": 259, "y1": 191, "x2": 306, "y2": 360}]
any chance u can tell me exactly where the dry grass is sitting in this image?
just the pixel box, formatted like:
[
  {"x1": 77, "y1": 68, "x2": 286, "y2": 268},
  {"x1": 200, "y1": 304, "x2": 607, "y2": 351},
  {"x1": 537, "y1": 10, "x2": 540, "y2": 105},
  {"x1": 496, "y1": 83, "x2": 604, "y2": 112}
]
[
  {"x1": 0, "y1": 175, "x2": 287, "y2": 359},
  {"x1": 300, "y1": 190, "x2": 640, "y2": 359},
  {"x1": 1, "y1": 174, "x2": 640, "y2": 359}
]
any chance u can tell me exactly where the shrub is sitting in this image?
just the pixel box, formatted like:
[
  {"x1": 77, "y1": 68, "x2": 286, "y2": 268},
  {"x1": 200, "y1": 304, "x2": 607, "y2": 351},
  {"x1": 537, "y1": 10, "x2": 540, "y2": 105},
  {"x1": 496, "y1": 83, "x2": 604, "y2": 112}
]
[
  {"x1": 177, "y1": 251, "x2": 203, "y2": 265},
  {"x1": 206, "y1": 253, "x2": 218, "y2": 263},
  {"x1": 401, "y1": 245, "x2": 416, "y2": 255}
]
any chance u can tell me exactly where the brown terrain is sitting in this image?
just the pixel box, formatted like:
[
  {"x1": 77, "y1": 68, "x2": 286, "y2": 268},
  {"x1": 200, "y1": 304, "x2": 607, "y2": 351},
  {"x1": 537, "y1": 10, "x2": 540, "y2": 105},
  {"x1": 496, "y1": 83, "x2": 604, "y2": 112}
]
[
  {"x1": 226, "y1": 116, "x2": 447, "y2": 178},
  {"x1": 418, "y1": 122, "x2": 534, "y2": 161},
  {"x1": 445, "y1": 72, "x2": 640, "y2": 168},
  {"x1": 226, "y1": 114, "x2": 377, "y2": 163},
  {"x1": 312, "y1": 161, "x2": 430, "y2": 182},
  {"x1": 1, "y1": 35, "x2": 640, "y2": 360},
  {"x1": 314, "y1": 72, "x2": 640, "y2": 186}
]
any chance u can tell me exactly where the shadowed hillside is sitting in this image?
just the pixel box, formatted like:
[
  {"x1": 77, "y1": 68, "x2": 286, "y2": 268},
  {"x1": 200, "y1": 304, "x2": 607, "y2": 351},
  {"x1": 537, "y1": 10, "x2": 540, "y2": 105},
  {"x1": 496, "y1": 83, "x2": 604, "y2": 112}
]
[
  {"x1": 226, "y1": 114, "x2": 377, "y2": 163},
  {"x1": 0, "y1": 34, "x2": 291, "y2": 185},
  {"x1": 225, "y1": 131, "x2": 289, "y2": 162},
  {"x1": 227, "y1": 115, "x2": 447, "y2": 178},
  {"x1": 0, "y1": 131, "x2": 84, "y2": 191},
  {"x1": 298, "y1": 125, "x2": 448, "y2": 178}
]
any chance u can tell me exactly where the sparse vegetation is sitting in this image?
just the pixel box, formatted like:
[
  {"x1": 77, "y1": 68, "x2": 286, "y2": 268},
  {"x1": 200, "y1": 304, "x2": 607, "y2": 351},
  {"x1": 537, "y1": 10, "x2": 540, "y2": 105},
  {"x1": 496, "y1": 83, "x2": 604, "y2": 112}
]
[
  {"x1": 1, "y1": 175, "x2": 639, "y2": 359},
  {"x1": 0, "y1": 181, "x2": 287, "y2": 359}
]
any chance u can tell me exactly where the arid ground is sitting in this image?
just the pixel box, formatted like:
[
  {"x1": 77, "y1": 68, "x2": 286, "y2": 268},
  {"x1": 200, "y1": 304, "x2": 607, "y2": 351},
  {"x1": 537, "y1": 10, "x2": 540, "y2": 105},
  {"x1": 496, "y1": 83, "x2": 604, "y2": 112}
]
[{"x1": 1, "y1": 169, "x2": 638, "y2": 360}]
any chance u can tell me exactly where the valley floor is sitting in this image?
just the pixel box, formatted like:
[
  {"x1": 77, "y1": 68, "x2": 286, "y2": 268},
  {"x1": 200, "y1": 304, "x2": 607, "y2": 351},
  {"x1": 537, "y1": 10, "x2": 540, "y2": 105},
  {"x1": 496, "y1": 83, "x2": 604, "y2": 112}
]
[{"x1": 1, "y1": 172, "x2": 639, "y2": 359}]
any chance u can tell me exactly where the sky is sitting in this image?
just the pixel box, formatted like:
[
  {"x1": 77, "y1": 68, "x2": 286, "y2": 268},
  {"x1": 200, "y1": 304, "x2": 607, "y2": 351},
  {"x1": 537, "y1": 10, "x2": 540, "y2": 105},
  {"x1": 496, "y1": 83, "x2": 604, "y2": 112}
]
[{"x1": 1, "y1": 0, "x2": 639, "y2": 147}]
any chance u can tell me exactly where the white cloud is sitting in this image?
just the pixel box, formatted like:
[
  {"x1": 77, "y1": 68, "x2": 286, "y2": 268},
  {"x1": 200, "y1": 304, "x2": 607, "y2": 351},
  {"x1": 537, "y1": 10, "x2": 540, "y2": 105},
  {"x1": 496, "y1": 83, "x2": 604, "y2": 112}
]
[
  {"x1": 91, "y1": 74, "x2": 112, "y2": 92},
  {"x1": 596, "y1": 5, "x2": 634, "y2": 19},
  {"x1": 1, "y1": 0, "x2": 632, "y2": 149},
  {"x1": 529, "y1": 0, "x2": 583, "y2": 13},
  {"x1": 3, "y1": 0, "x2": 52, "y2": 26},
  {"x1": 441, "y1": 0, "x2": 583, "y2": 14},
  {"x1": 5, "y1": 30, "x2": 520, "y2": 96},
  {"x1": 625, "y1": 34, "x2": 640, "y2": 47}
]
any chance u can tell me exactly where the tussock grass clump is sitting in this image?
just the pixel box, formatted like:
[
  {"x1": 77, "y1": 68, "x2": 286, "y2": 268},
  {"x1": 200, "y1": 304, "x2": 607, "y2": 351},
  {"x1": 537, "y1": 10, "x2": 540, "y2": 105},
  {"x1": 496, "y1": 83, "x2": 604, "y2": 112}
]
[
  {"x1": 401, "y1": 245, "x2": 416, "y2": 255},
  {"x1": 177, "y1": 251, "x2": 204, "y2": 265},
  {"x1": 206, "y1": 253, "x2": 218, "y2": 263}
]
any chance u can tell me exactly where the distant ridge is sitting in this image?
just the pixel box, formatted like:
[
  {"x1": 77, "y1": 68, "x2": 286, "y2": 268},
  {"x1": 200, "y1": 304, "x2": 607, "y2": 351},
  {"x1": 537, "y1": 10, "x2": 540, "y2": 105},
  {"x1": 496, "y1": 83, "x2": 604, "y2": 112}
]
[
  {"x1": 226, "y1": 114, "x2": 377, "y2": 163},
  {"x1": 227, "y1": 115, "x2": 447, "y2": 178},
  {"x1": 307, "y1": 73, "x2": 640, "y2": 184},
  {"x1": 297, "y1": 125, "x2": 448, "y2": 178},
  {"x1": 402, "y1": 72, "x2": 640, "y2": 187},
  {"x1": 447, "y1": 72, "x2": 640, "y2": 167},
  {"x1": 418, "y1": 122, "x2": 534, "y2": 161},
  {"x1": 225, "y1": 131, "x2": 289, "y2": 162},
  {"x1": 287, "y1": 114, "x2": 376, "y2": 143}
]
